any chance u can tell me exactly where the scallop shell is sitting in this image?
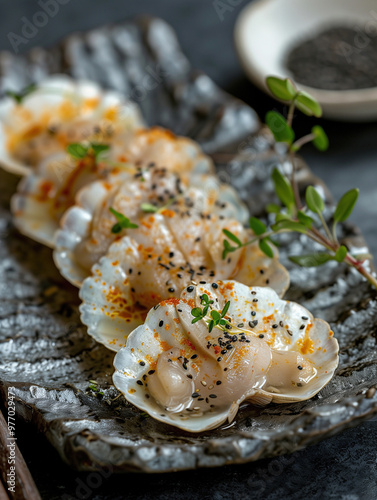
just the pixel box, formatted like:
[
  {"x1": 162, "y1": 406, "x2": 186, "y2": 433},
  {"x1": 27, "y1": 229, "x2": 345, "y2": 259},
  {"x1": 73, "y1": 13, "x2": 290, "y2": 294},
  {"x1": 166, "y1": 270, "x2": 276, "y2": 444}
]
[
  {"x1": 112, "y1": 281, "x2": 339, "y2": 432},
  {"x1": 0, "y1": 74, "x2": 144, "y2": 175},
  {"x1": 54, "y1": 168, "x2": 249, "y2": 287},
  {"x1": 79, "y1": 211, "x2": 289, "y2": 351},
  {"x1": 10, "y1": 123, "x2": 218, "y2": 248},
  {"x1": 11, "y1": 151, "x2": 137, "y2": 248}
]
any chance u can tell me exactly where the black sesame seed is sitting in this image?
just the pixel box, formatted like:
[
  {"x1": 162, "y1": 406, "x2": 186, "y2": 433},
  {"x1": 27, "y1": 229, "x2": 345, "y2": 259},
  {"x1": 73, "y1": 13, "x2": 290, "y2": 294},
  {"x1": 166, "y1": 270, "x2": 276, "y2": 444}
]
[
  {"x1": 209, "y1": 394, "x2": 217, "y2": 398},
  {"x1": 237, "y1": 323, "x2": 244, "y2": 328},
  {"x1": 266, "y1": 279, "x2": 270, "y2": 284},
  {"x1": 191, "y1": 354, "x2": 198, "y2": 359},
  {"x1": 131, "y1": 288, "x2": 135, "y2": 293},
  {"x1": 137, "y1": 380, "x2": 143, "y2": 386},
  {"x1": 195, "y1": 237, "x2": 201, "y2": 242},
  {"x1": 253, "y1": 298, "x2": 258, "y2": 303},
  {"x1": 145, "y1": 394, "x2": 150, "y2": 399},
  {"x1": 259, "y1": 334, "x2": 265, "y2": 339},
  {"x1": 217, "y1": 357, "x2": 222, "y2": 362},
  {"x1": 182, "y1": 363, "x2": 188, "y2": 370},
  {"x1": 199, "y1": 281, "x2": 206, "y2": 284},
  {"x1": 187, "y1": 374, "x2": 193, "y2": 379},
  {"x1": 221, "y1": 349, "x2": 227, "y2": 355},
  {"x1": 279, "y1": 321, "x2": 284, "y2": 327},
  {"x1": 216, "y1": 381, "x2": 222, "y2": 385},
  {"x1": 298, "y1": 365, "x2": 303, "y2": 370},
  {"x1": 169, "y1": 252, "x2": 174, "y2": 258},
  {"x1": 142, "y1": 374, "x2": 147, "y2": 380},
  {"x1": 168, "y1": 287, "x2": 175, "y2": 293},
  {"x1": 302, "y1": 316, "x2": 309, "y2": 320},
  {"x1": 260, "y1": 269, "x2": 264, "y2": 274},
  {"x1": 251, "y1": 291, "x2": 257, "y2": 295},
  {"x1": 198, "y1": 398, "x2": 204, "y2": 401},
  {"x1": 148, "y1": 370, "x2": 155, "y2": 375},
  {"x1": 300, "y1": 324, "x2": 305, "y2": 330},
  {"x1": 159, "y1": 320, "x2": 164, "y2": 327},
  {"x1": 272, "y1": 324, "x2": 278, "y2": 329},
  {"x1": 192, "y1": 393, "x2": 199, "y2": 398},
  {"x1": 224, "y1": 368, "x2": 228, "y2": 371},
  {"x1": 297, "y1": 383, "x2": 303, "y2": 387},
  {"x1": 251, "y1": 311, "x2": 256, "y2": 317},
  {"x1": 177, "y1": 274, "x2": 182, "y2": 278},
  {"x1": 287, "y1": 330, "x2": 293, "y2": 336},
  {"x1": 187, "y1": 286, "x2": 194, "y2": 292},
  {"x1": 212, "y1": 283, "x2": 218, "y2": 289},
  {"x1": 139, "y1": 361, "x2": 145, "y2": 366},
  {"x1": 129, "y1": 268, "x2": 133, "y2": 274},
  {"x1": 177, "y1": 308, "x2": 182, "y2": 312}
]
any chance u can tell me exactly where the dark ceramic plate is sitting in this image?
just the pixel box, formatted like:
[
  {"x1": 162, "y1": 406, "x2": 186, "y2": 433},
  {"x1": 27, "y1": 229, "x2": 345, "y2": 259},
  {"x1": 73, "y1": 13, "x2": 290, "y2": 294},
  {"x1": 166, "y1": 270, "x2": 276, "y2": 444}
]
[{"x1": 0, "y1": 18, "x2": 376, "y2": 473}]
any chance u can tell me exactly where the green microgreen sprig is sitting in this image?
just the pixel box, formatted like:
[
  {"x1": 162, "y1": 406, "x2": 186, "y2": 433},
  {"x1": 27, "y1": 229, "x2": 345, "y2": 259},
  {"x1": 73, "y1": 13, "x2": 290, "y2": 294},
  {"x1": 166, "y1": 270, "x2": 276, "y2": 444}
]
[
  {"x1": 67, "y1": 142, "x2": 110, "y2": 161},
  {"x1": 222, "y1": 76, "x2": 377, "y2": 290},
  {"x1": 109, "y1": 207, "x2": 138, "y2": 234},
  {"x1": 6, "y1": 83, "x2": 37, "y2": 104},
  {"x1": 191, "y1": 295, "x2": 231, "y2": 333},
  {"x1": 140, "y1": 197, "x2": 176, "y2": 214}
]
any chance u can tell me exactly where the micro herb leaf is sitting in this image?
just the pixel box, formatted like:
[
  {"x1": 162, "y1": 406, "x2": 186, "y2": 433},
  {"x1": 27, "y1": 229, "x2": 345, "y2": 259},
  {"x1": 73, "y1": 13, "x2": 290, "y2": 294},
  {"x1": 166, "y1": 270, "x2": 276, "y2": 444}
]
[
  {"x1": 191, "y1": 317, "x2": 202, "y2": 324},
  {"x1": 249, "y1": 217, "x2": 267, "y2": 235},
  {"x1": 221, "y1": 301, "x2": 230, "y2": 318},
  {"x1": 271, "y1": 168, "x2": 295, "y2": 209},
  {"x1": 66, "y1": 143, "x2": 88, "y2": 159},
  {"x1": 91, "y1": 143, "x2": 110, "y2": 158},
  {"x1": 191, "y1": 308, "x2": 202, "y2": 317},
  {"x1": 222, "y1": 240, "x2": 237, "y2": 260},
  {"x1": 275, "y1": 213, "x2": 291, "y2": 222},
  {"x1": 259, "y1": 238, "x2": 274, "y2": 258},
  {"x1": 335, "y1": 245, "x2": 348, "y2": 262},
  {"x1": 295, "y1": 91, "x2": 322, "y2": 117},
  {"x1": 109, "y1": 207, "x2": 139, "y2": 233},
  {"x1": 211, "y1": 310, "x2": 221, "y2": 321},
  {"x1": 297, "y1": 210, "x2": 314, "y2": 228},
  {"x1": 312, "y1": 126, "x2": 329, "y2": 152},
  {"x1": 289, "y1": 253, "x2": 334, "y2": 267},
  {"x1": 333, "y1": 188, "x2": 359, "y2": 223},
  {"x1": 305, "y1": 186, "x2": 325, "y2": 214},
  {"x1": 140, "y1": 203, "x2": 158, "y2": 213},
  {"x1": 266, "y1": 76, "x2": 297, "y2": 101},
  {"x1": 5, "y1": 83, "x2": 37, "y2": 104},
  {"x1": 271, "y1": 219, "x2": 308, "y2": 234},
  {"x1": 208, "y1": 320, "x2": 215, "y2": 333},
  {"x1": 223, "y1": 229, "x2": 242, "y2": 246},
  {"x1": 265, "y1": 111, "x2": 295, "y2": 144},
  {"x1": 266, "y1": 203, "x2": 281, "y2": 214}
]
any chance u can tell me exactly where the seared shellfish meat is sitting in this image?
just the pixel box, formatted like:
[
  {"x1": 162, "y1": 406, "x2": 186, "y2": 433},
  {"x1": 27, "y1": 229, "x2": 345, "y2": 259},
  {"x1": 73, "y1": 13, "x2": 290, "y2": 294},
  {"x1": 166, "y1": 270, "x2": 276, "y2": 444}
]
[{"x1": 113, "y1": 281, "x2": 339, "y2": 432}]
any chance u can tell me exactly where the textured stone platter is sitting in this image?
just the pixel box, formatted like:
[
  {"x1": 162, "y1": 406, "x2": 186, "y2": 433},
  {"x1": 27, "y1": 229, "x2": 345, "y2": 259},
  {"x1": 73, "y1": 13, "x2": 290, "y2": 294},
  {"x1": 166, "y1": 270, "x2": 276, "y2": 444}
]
[{"x1": 0, "y1": 18, "x2": 376, "y2": 473}]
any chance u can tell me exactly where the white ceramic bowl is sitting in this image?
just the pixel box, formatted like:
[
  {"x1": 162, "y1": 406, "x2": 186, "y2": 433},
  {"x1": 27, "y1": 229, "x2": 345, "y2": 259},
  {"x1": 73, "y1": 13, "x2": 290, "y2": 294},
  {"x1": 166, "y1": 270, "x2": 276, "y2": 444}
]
[{"x1": 235, "y1": 0, "x2": 377, "y2": 121}]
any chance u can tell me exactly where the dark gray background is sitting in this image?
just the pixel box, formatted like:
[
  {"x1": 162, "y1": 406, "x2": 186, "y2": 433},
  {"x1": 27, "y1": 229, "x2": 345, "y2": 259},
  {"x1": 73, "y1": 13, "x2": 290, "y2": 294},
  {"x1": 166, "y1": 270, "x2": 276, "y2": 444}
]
[{"x1": 0, "y1": 1, "x2": 376, "y2": 499}]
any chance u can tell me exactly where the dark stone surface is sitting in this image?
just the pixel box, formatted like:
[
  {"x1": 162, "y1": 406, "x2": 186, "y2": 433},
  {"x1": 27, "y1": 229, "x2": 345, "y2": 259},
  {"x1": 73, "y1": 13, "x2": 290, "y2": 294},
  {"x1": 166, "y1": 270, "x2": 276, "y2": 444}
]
[{"x1": 0, "y1": 1, "x2": 377, "y2": 498}]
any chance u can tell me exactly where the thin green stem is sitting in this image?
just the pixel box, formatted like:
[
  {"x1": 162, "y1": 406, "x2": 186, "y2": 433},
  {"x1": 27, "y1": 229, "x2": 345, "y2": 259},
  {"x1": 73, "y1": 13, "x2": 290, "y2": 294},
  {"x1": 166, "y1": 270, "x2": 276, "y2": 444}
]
[
  {"x1": 289, "y1": 151, "x2": 302, "y2": 211},
  {"x1": 291, "y1": 133, "x2": 316, "y2": 152},
  {"x1": 318, "y1": 212, "x2": 334, "y2": 243},
  {"x1": 286, "y1": 97, "x2": 297, "y2": 128}
]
